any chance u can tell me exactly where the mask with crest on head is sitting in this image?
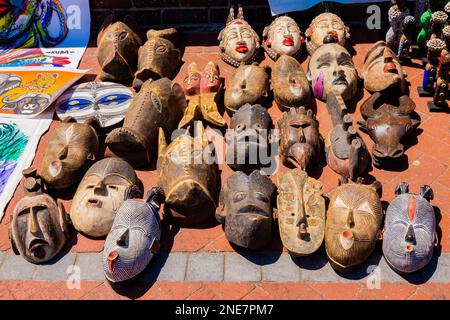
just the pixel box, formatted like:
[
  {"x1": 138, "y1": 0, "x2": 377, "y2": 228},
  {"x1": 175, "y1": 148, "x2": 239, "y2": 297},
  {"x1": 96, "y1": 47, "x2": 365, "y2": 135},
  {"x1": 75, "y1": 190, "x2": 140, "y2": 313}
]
[
  {"x1": 218, "y1": 6, "x2": 260, "y2": 67},
  {"x1": 70, "y1": 157, "x2": 142, "y2": 238},
  {"x1": 10, "y1": 167, "x2": 70, "y2": 264},
  {"x1": 262, "y1": 16, "x2": 303, "y2": 61}
]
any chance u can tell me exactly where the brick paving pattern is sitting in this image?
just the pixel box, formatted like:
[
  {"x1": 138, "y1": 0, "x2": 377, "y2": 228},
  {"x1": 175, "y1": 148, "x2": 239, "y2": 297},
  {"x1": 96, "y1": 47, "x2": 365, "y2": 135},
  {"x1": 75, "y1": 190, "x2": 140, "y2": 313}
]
[{"x1": 0, "y1": 31, "x2": 448, "y2": 299}]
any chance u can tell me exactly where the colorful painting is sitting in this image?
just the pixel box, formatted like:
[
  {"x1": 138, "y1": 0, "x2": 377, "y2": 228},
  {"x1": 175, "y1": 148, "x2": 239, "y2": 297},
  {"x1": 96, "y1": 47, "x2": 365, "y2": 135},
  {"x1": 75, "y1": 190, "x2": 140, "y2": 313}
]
[
  {"x1": 56, "y1": 82, "x2": 133, "y2": 128},
  {"x1": 0, "y1": 0, "x2": 90, "y2": 68},
  {"x1": 0, "y1": 111, "x2": 52, "y2": 221},
  {"x1": 0, "y1": 48, "x2": 70, "y2": 68},
  {"x1": 0, "y1": 122, "x2": 28, "y2": 194},
  {"x1": 0, "y1": 67, "x2": 87, "y2": 117}
]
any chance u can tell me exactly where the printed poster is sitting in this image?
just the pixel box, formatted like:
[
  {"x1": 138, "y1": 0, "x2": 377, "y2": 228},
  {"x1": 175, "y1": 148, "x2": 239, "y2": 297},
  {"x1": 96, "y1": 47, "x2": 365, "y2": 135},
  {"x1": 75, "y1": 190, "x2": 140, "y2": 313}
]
[
  {"x1": 268, "y1": 0, "x2": 392, "y2": 15},
  {"x1": 0, "y1": 0, "x2": 91, "y2": 69},
  {"x1": 0, "y1": 110, "x2": 53, "y2": 221},
  {"x1": 0, "y1": 67, "x2": 87, "y2": 117}
]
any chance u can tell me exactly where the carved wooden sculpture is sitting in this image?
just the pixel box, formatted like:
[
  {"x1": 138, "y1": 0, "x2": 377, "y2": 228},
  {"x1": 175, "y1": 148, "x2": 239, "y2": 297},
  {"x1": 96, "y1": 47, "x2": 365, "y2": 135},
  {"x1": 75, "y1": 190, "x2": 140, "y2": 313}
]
[
  {"x1": 277, "y1": 169, "x2": 325, "y2": 256},
  {"x1": 386, "y1": 2, "x2": 411, "y2": 51},
  {"x1": 39, "y1": 118, "x2": 99, "y2": 190},
  {"x1": 272, "y1": 55, "x2": 311, "y2": 111},
  {"x1": 97, "y1": 15, "x2": 142, "y2": 83},
  {"x1": 429, "y1": 11, "x2": 448, "y2": 39},
  {"x1": 70, "y1": 158, "x2": 142, "y2": 238},
  {"x1": 398, "y1": 15, "x2": 416, "y2": 64},
  {"x1": 325, "y1": 180, "x2": 383, "y2": 273},
  {"x1": 308, "y1": 43, "x2": 358, "y2": 102},
  {"x1": 217, "y1": 170, "x2": 276, "y2": 250},
  {"x1": 9, "y1": 167, "x2": 69, "y2": 264},
  {"x1": 382, "y1": 183, "x2": 437, "y2": 274},
  {"x1": 358, "y1": 92, "x2": 420, "y2": 167},
  {"x1": 278, "y1": 107, "x2": 321, "y2": 172},
  {"x1": 417, "y1": 0, "x2": 449, "y2": 48},
  {"x1": 262, "y1": 16, "x2": 302, "y2": 61},
  {"x1": 224, "y1": 63, "x2": 270, "y2": 114},
  {"x1": 218, "y1": 6, "x2": 260, "y2": 67},
  {"x1": 103, "y1": 187, "x2": 163, "y2": 287},
  {"x1": 225, "y1": 104, "x2": 273, "y2": 173},
  {"x1": 106, "y1": 78, "x2": 186, "y2": 167},
  {"x1": 429, "y1": 25, "x2": 450, "y2": 111},
  {"x1": 179, "y1": 62, "x2": 226, "y2": 128},
  {"x1": 157, "y1": 122, "x2": 219, "y2": 227},
  {"x1": 419, "y1": 38, "x2": 445, "y2": 96},
  {"x1": 133, "y1": 28, "x2": 181, "y2": 92},
  {"x1": 305, "y1": 13, "x2": 350, "y2": 55},
  {"x1": 362, "y1": 41, "x2": 407, "y2": 93}
]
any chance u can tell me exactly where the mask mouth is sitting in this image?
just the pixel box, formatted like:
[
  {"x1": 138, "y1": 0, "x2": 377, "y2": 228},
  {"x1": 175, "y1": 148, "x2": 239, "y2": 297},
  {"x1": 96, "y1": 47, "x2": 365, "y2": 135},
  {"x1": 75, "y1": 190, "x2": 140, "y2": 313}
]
[
  {"x1": 237, "y1": 205, "x2": 266, "y2": 217},
  {"x1": 282, "y1": 36, "x2": 294, "y2": 46},
  {"x1": 86, "y1": 198, "x2": 103, "y2": 208},
  {"x1": 332, "y1": 75, "x2": 348, "y2": 86},
  {"x1": 405, "y1": 244, "x2": 414, "y2": 253},
  {"x1": 383, "y1": 62, "x2": 398, "y2": 74},
  {"x1": 235, "y1": 43, "x2": 249, "y2": 53},
  {"x1": 29, "y1": 238, "x2": 48, "y2": 259},
  {"x1": 340, "y1": 230, "x2": 354, "y2": 250},
  {"x1": 48, "y1": 161, "x2": 63, "y2": 178}
]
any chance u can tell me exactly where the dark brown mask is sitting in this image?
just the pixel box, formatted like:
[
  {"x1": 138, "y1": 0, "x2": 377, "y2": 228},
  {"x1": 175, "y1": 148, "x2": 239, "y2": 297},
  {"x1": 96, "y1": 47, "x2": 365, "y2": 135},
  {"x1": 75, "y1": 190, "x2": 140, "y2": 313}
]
[
  {"x1": 358, "y1": 92, "x2": 420, "y2": 167},
  {"x1": 106, "y1": 78, "x2": 186, "y2": 167},
  {"x1": 277, "y1": 169, "x2": 325, "y2": 256},
  {"x1": 325, "y1": 180, "x2": 383, "y2": 272},
  {"x1": 278, "y1": 107, "x2": 321, "y2": 172},
  {"x1": 325, "y1": 114, "x2": 370, "y2": 181},
  {"x1": 9, "y1": 167, "x2": 69, "y2": 264},
  {"x1": 272, "y1": 55, "x2": 311, "y2": 111},
  {"x1": 224, "y1": 63, "x2": 270, "y2": 114},
  {"x1": 226, "y1": 104, "x2": 273, "y2": 173},
  {"x1": 217, "y1": 170, "x2": 276, "y2": 250},
  {"x1": 39, "y1": 119, "x2": 99, "y2": 189},
  {"x1": 157, "y1": 122, "x2": 219, "y2": 227},
  {"x1": 70, "y1": 158, "x2": 142, "y2": 238},
  {"x1": 133, "y1": 28, "x2": 181, "y2": 92},
  {"x1": 97, "y1": 15, "x2": 142, "y2": 83}
]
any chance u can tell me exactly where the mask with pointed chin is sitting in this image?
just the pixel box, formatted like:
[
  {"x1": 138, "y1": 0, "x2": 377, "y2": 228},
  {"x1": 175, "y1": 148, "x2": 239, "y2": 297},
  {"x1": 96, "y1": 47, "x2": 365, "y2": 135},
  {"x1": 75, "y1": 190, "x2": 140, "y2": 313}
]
[
  {"x1": 262, "y1": 16, "x2": 302, "y2": 60},
  {"x1": 305, "y1": 13, "x2": 349, "y2": 55},
  {"x1": 70, "y1": 158, "x2": 142, "y2": 238},
  {"x1": 325, "y1": 181, "x2": 383, "y2": 273}
]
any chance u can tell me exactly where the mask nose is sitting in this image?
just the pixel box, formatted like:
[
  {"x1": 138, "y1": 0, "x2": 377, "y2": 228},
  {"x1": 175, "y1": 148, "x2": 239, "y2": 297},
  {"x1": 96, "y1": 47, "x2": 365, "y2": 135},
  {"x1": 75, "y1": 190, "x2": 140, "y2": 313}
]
[
  {"x1": 346, "y1": 209, "x2": 355, "y2": 228},
  {"x1": 28, "y1": 207, "x2": 40, "y2": 236},
  {"x1": 405, "y1": 224, "x2": 416, "y2": 244},
  {"x1": 93, "y1": 180, "x2": 107, "y2": 196}
]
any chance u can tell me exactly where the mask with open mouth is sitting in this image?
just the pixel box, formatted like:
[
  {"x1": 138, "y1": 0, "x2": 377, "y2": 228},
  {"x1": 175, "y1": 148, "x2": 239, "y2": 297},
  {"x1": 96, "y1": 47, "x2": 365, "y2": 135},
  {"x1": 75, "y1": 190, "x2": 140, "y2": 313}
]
[
  {"x1": 39, "y1": 118, "x2": 99, "y2": 190},
  {"x1": 272, "y1": 55, "x2": 311, "y2": 111},
  {"x1": 305, "y1": 13, "x2": 350, "y2": 55},
  {"x1": 133, "y1": 28, "x2": 181, "y2": 92},
  {"x1": 218, "y1": 6, "x2": 260, "y2": 67},
  {"x1": 217, "y1": 170, "x2": 276, "y2": 250},
  {"x1": 262, "y1": 16, "x2": 302, "y2": 61},
  {"x1": 157, "y1": 121, "x2": 219, "y2": 227},
  {"x1": 278, "y1": 107, "x2": 321, "y2": 172},
  {"x1": 224, "y1": 63, "x2": 270, "y2": 114},
  {"x1": 308, "y1": 43, "x2": 358, "y2": 101},
  {"x1": 70, "y1": 158, "x2": 142, "y2": 238},
  {"x1": 97, "y1": 15, "x2": 142, "y2": 83},
  {"x1": 225, "y1": 104, "x2": 273, "y2": 173},
  {"x1": 362, "y1": 41, "x2": 406, "y2": 92},
  {"x1": 325, "y1": 179, "x2": 383, "y2": 273},
  {"x1": 382, "y1": 183, "x2": 437, "y2": 274},
  {"x1": 103, "y1": 187, "x2": 163, "y2": 287},
  {"x1": 9, "y1": 167, "x2": 69, "y2": 264}
]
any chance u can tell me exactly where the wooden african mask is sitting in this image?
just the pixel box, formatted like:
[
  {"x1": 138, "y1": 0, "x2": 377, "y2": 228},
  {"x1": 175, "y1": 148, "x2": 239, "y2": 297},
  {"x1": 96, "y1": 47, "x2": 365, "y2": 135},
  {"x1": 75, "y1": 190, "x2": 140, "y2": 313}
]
[
  {"x1": 225, "y1": 104, "x2": 273, "y2": 173},
  {"x1": 9, "y1": 167, "x2": 69, "y2": 264},
  {"x1": 325, "y1": 180, "x2": 383, "y2": 273},
  {"x1": 325, "y1": 114, "x2": 370, "y2": 181},
  {"x1": 106, "y1": 78, "x2": 186, "y2": 168},
  {"x1": 224, "y1": 63, "x2": 270, "y2": 114},
  {"x1": 362, "y1": 41, "x2": 406, "y2": 93},
  {"x1": 382, "y1": 183, "x2": 437, "y2": 274},
  {"x1": 308, "y1": 43, "x2": 358, "y2": 102},
  {"x1": 133, "y1": 28, "x2": 181, "y2": 92},
  {"x1": 70, "y1": 158, "x2": 142, "y2": 238},
  {"x1": 218, "y1": 6, "x2": 260, "y2": 67},
  {"x1": 272, "y1": 55, "x2": 312, "y2": 111},
  {"x1": 277, "y1": 169, "x2": 325, "y2": 256},
  {"x1": 305, "y1": 13, "x2": 350, "y2": 55},
  {"x1": 39, "y1": 118, "x2": 99, "y2": 190},
  {"x1": 262, "y1": 16, "x2": 303, "y2": 61},
  {"x1": 179, "y1": 62, "x2": 226, "y2": 129},
  {"x1": 157, "y1": 122, "x2": 219, "y2": 227},
  {"x1": 97, "y1": 15, "x2": 142, "y2": 83},
  {"x1": 278, "y1": 107, "x2": 321, "y2": 172},
  {"x1": 217, "y1": 170, "x2": 276, "y2": 250},
  {"x1": 103, "y1": 187, "x2": 163, "y2": 287},
  {"x1": 358, "y1": 92, "x2": 420, "y2": 167}
]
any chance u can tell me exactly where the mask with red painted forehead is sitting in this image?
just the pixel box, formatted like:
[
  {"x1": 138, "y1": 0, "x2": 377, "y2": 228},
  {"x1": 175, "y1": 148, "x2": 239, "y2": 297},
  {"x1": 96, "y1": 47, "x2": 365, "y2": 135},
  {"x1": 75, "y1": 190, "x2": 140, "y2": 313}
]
[{"x1": 382, "y1": 183, "x2": 437, "y2": 274}]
